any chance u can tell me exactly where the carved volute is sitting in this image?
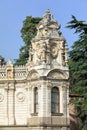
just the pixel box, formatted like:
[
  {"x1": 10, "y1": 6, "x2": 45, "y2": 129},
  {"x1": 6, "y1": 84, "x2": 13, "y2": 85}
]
[{"x1": 26, "y1": 9, "x2": 68, "y2": 68}]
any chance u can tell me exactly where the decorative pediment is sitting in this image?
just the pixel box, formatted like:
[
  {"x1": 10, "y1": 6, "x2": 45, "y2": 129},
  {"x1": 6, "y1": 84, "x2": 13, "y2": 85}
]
[
  {"x1": 27, "y1": 70, "x2": 40, "y2": 80},
  {"x1": 47, "y1": 69, "x2": 66, "y2": 79}
]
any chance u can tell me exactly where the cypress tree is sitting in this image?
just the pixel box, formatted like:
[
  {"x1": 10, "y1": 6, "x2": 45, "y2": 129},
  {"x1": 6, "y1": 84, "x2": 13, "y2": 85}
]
[{"x1": 67, "y1": 16, "x2": 87, "y2": 130}]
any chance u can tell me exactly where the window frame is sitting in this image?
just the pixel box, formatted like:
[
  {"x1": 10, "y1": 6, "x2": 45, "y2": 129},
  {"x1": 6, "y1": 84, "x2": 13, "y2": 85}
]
[
  {"x1": 34, "y1": 87, "x2": 38, "y2": 114},
  {"x1": 51, "y1": 87, "x2": 60, "y2": 114}
]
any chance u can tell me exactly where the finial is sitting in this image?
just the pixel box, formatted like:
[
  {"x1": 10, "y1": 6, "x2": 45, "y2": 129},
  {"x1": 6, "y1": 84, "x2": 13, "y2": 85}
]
[
  {"x1": 45, "y1": 9, "x2": 50, "y2": 14},
  {"x1": 7, "y1": 59, "x2": 13, "y2": 66},
  {"x1": 43, "y1": 9, "x2": 51, "y2": 22}
]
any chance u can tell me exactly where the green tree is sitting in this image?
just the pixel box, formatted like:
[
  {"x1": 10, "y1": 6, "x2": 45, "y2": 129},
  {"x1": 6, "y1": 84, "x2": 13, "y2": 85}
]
[
  {"x1": 15, "y1": 16, "x2": 42, "y2": 65},
  {"x1": 0, "y1": 55, "x2": 6, "y2": 65},
  {"x1": 67, "y1": 16, "x2": 87, "y2": 130}
]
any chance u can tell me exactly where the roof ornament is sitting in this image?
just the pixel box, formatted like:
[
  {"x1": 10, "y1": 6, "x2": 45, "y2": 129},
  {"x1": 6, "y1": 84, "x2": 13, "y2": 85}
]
[
  {"x1": 43, "y1": 9, "x2": 52, "y2": 23},
  {"x1": 6, "y1": 59, "x2": 13, "y2": 66},
  {"x1": 45, "y1": 9, "x2": 50, "y2": 14}
]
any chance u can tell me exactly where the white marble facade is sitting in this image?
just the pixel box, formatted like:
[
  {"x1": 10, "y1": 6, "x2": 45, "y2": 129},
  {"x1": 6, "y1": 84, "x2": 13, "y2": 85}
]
[{"x1": 0, "y1": 10, "x2": 70, "y2": 130}]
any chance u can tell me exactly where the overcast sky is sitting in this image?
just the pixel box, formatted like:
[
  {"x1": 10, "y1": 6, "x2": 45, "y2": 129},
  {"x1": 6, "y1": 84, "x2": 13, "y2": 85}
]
[{"x1": 0, "y1": 0, "x2": 87, "y2": 61}]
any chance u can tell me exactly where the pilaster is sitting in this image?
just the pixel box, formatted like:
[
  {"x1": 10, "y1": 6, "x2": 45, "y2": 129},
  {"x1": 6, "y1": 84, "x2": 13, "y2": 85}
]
[{"x1": 7, "y1": 83, "x2": 15, "y2": 125}]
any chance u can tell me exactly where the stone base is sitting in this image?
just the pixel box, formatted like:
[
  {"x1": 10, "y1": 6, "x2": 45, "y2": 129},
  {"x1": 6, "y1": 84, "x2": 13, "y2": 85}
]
[
  {"x1": 28, "y1": 116, "x2": 70, "y2": 127},
  {"x1": 0, "y1": 116, "x2": 70, "y2": 130},
  {"x1": 0, "y1": 126, "x2": 28, "y2": 130},
  {"x1": 28, "y1": 127, "x2": 70, "y2": 130},
  {"x1": 0, "y1": 126, "x2": 70, "y2": 130}
]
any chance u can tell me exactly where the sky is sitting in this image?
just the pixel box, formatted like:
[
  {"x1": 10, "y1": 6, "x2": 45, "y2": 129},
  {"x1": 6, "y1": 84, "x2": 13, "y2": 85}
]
[{"x1": 0, "y1": 0, "x2": 87, "y2": 61}]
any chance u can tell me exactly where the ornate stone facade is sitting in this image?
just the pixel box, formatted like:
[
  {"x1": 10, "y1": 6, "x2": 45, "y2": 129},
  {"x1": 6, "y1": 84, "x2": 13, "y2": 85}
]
[{"x1": 0, "y1": 10, "x2": 70, "y2": 130}]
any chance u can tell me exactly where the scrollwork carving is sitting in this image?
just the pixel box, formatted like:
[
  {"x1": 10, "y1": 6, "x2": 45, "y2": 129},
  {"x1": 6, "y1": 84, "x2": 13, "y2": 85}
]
[{"x1": 16, "y1": 92, "x2": 25, "y2": 102}]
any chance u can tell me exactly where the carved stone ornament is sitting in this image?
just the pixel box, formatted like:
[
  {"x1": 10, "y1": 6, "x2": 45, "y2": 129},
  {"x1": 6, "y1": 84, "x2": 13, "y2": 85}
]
[
  {"x1": 37, "y1": 84, "x2": 41, "y2": 88},
  {"x1": 7, "y1": 70, "x2": 13, "y2": 79},
  {"x1": 62, "y1": 82, "x2": 67, "y2": 91},
  {"x1": 62, "y1": 85, "x2": 67, "y2": 91},
  {"x1": 30, "y1": 72, "x2": 39, "y2": 79},
  {"x1": 0, "y1": 93, "x2": 4, "y2": 102},
  {"x1": 16, "y1": 92, "x2": 25, "y2": 102},
  {"x1": 51, "y1": 45, "x2": 58, "y2": 58},
  {"x1": 47, "y1": 81, "x2": 52, "y2": 89},
  {"x1": 6, "y1": 59, "x2": 13, "y2": 66},
  {"x1": 35, "y1": 42, "x2": 47, "y2": 62},
  {"x1": 48, "y1": 71, "x2": 64, "y2": 79}
]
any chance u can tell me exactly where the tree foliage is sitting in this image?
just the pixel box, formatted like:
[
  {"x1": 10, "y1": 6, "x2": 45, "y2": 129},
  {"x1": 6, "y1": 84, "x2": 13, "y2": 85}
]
[
  {"x1": 0, "y1": 55, "x2": 6, "y2": 65},
  {"x1": 15, "y1": 16, "x2": 42, "y2": 65},
  {"x1": 67, "y1": 16, "x2": 87, "y2": 130}
]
